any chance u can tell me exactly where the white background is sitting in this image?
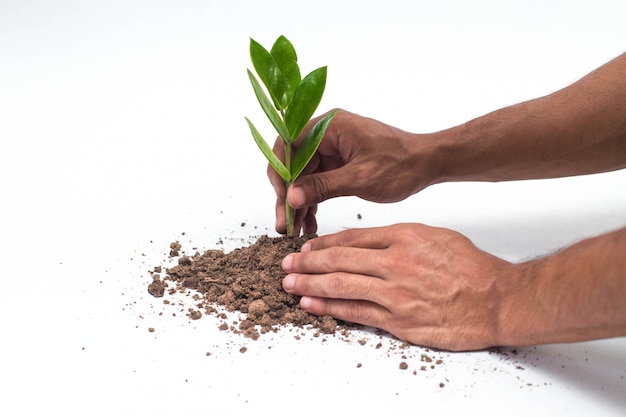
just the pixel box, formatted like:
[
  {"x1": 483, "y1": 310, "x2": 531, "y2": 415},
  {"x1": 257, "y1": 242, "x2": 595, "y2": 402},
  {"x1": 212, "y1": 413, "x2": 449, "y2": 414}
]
[{"x1": 1, "y1": 1, "x2": 625, "y2": 416}]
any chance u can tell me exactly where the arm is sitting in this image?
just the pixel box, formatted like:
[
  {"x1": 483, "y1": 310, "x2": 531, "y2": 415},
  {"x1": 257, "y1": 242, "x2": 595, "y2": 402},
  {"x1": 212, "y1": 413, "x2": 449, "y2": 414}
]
[
  {"x1": 271, "y1": 53, "x2": 626, "y2": 234},
  {"x1": 276, "y1": 53, "x2": 626, "y2": 350},
  {"x1": 281, "y1": 224, "x2": 626, "y2": 351},
  {"x1": 498, "y1": 226, "x2": 626, "y2": 346},
  {"x1": 429, "y1": 52, "x2": 626, "y2": 184}
]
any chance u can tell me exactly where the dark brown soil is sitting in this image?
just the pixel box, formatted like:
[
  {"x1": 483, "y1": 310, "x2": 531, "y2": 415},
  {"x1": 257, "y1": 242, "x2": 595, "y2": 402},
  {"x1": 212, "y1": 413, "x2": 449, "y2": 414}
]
[{"x1": 148, "y1": 234, "x2": 346, "y2": 339}]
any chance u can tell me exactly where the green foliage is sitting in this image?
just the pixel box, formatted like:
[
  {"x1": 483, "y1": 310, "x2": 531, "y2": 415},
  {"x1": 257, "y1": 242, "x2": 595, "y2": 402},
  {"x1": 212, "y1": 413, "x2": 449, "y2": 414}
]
[
  {"x1": 245, "y1": 35, "x2": 338, "y2": 236},
  {"x1": 246, "y1": 35, "x2": 337, "y2": 185}
]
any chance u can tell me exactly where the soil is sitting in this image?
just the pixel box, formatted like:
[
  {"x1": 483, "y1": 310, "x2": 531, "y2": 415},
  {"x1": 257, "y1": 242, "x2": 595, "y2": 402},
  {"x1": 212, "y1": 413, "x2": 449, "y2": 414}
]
[{"x1": 148, "y1": 234, "x2": 347, "y2": 340}]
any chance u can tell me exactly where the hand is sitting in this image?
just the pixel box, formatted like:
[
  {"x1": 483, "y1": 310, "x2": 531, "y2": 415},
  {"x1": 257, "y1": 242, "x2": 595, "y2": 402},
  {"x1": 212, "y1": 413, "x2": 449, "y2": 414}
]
[
  {"x1": 281, "y1": 223, "x2": 513, "y2": 351},
  {"x1": 268, "y1": 109, "x2": 436, "y2": 235}
]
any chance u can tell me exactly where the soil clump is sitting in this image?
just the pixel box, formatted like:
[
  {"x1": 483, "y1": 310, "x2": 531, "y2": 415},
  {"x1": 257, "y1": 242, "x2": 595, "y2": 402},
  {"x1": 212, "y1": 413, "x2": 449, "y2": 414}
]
[{"x1": 148, "y1": 234, "x2": 345, "y2": 339}]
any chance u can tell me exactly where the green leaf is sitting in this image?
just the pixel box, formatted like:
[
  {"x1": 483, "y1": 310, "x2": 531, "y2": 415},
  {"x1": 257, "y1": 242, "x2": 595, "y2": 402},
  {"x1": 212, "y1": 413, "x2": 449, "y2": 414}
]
[
  {"x1": 285, "y1": 66, "x2": 327, "y2": 141},
  {"x1": 270, "y1": 36, "x2": 301, "y2": 107},
  {"x1": 247, "y1": 70, "x2": 291, "y2": 142},
  {"x1": 245, "y1": 117, "x2": 291, "y2": 182},
  {"x1": 290, "y1": 110, "x2": 338, "y2": 181},
  {"x1": 250, "y1": 38, "x2": 285, "y2": 111}
]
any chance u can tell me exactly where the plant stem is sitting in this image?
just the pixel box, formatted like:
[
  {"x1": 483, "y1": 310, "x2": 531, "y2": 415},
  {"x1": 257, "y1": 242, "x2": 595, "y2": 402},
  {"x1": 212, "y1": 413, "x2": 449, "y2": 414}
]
[
  {"x1": 284, "y1": 141, "x2": 295, "y2": 237},
  {"x1": 285, "y1": 192, "x2": 295, "y2": 237}
]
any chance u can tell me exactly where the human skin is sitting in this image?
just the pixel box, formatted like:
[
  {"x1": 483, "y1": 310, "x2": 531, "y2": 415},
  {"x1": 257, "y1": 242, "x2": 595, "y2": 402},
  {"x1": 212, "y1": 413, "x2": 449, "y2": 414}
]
[
  {"x1": 282, "y1": 224, "x2": 626, "y2": 351},
  {"x1": 269, "y1": 52, "x2": 626, "y2": 350}
]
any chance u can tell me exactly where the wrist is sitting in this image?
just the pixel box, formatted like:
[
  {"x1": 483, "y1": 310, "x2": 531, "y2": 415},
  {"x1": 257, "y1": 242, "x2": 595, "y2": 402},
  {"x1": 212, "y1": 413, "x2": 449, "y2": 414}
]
[
  {"x1": 403, "y1": 131, "x2": 450, "y2": 193},
  {"x1": 428, "y1": 120, "x2": 500, "y2": 184},
  {"x1": 494, "y1": 260, "x2": 543, "y2": 347},
  {"x1": 413, "y1": 124, "x2": 480, "y2": 189},
  {"x1": 495, "y1": 227, "x2": 626, "y2": 347}
]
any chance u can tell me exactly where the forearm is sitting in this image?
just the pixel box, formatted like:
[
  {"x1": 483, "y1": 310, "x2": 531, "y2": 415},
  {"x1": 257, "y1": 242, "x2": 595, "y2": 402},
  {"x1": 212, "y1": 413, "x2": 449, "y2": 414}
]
[
  {"x1": 429, "y1": 52, "x2": 626, "y2": 184},
  {"x1": 497, "y1": 226, "x2": 626, "y2": 346}
]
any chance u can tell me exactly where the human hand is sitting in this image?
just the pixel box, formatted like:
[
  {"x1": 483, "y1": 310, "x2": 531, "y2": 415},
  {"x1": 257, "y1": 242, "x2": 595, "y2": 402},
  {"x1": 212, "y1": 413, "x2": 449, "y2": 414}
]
[
  {"x1": 281, "y1": 223, "x2": 513, "y2": 351},
  {"x1": 268, "y1": 109, "x2": 436, "y2": 235}
]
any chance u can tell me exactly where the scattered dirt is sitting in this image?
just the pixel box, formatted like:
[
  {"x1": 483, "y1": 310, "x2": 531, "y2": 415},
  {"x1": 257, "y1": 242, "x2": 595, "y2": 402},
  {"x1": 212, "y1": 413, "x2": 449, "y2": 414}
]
[
  {"x1": 148, "y1": 234, "x2": 349, "y2": 340},
  {"x1": 142, "y1": 232, "x2": 535, "y2": 388}
]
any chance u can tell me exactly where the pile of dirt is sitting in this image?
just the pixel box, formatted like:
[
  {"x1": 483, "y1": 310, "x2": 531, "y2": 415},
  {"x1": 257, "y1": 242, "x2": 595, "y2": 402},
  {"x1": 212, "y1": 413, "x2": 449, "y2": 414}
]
[{"x1": 148, "y1": 234, "x2": 346, "y2": 340}]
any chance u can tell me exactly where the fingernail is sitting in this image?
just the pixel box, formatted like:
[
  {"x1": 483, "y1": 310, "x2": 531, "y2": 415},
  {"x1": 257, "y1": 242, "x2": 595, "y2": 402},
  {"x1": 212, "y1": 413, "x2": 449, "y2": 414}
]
[
  {"x1": 283, "y1": 274, "x2": 296, "y2": 290},
  {"x1": 300, "y1": 296, "x2": 312, "y2": 310},
  {"x1": 301, "y1": 242, "x2": 311, "y2": 252},
  {"x1": 282, "y1": 254, "x2": 294, "y2": 271}
]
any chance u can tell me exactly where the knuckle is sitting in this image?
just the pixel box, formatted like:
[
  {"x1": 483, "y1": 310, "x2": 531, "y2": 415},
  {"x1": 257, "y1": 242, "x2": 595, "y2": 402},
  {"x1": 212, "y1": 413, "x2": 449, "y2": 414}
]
[
  {"x1": 347, "y1": 301, "x2": 383, "y2": 330},
  {"x1": 393, "y1": 223, "x2": 417, "y2": 238},
  {"x1": 310, "y1": 175, "x2": 331, "y2": 203},
  {"x1": 295, "y1": 275, "x2": 311, "y2": 293},
  {"x1": 318, "y1": 271, "x2": 358, "y2": 299},
  {"x1": 352, "y1": 302, "x2": 374, "y2": 322},
  {"x1": 322, "y1": 248, "x2": 343, "y2": 270},
  {"x1": 326, "y1": 273, "x2": 347, "y2": 296},
  {"x1": 335, "y1": 229, "x2": 360, "y2": 248},
  {"x1": 292, "y1": 254, "x2": 308, "y2": 272}
]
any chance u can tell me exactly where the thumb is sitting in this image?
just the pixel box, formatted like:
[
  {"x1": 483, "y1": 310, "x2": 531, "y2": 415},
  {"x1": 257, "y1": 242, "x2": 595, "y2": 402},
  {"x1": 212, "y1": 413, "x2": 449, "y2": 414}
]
[{"x1": 288, "y1": 169, "x2": 354, "y2": 209}]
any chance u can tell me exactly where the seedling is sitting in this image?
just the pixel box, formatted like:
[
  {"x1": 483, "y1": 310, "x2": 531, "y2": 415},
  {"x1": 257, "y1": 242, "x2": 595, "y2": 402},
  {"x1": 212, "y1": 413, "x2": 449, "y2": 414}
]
[{"x1": 245, "y1": 35, "x2": 338, "y2": 236}]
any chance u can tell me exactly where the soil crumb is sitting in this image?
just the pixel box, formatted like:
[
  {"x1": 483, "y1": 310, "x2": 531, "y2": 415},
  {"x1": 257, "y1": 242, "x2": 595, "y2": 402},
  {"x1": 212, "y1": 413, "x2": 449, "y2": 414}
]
[
  {"x1": 149, "y1": 234, "x2": 345, "y2": 339},
  {"x1": 147, "y1": 277, "x2": 165, "y2": 297}
]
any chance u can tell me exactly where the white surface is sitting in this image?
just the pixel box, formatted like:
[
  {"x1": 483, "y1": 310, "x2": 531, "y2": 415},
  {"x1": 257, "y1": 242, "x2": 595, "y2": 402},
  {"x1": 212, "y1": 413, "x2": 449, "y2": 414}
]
[{"x1": 1, "y1": 1, "x2": 625, "y2": 416}]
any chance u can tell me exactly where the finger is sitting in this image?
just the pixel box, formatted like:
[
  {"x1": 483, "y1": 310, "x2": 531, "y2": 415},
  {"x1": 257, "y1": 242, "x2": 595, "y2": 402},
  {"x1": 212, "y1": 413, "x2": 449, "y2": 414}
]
[
  {"x1": 274, "y1": 196, "x2": 287, "y2": 234},
  {"x1": 283, "y1": 271, "x2": 387, "y2": 304},
  {"x1": 268, "y1": 156, "x2": 288, "y2": 234},
  {"x1": 288, "y1": 166, "x2": 359, "y2": 209},
  {"x1": 306, "y1": 226, "x2": 394, "y2": 251},
  {"x1": 293, "y1": 204, "x2": 309, "y2": 235},
  {"x1": 292, "y1": 207, "x2": 304, "y2": 237},
  {"x1": 276, "y1": 192, "x2": 315, "y2": 236},
  {"x1": 282, "y1": 246, "x2": 391, "y2": 278},
  {"x1": 302, "y1": 204, "x2": 318, "y2": 235},
  {"x1": 268, "y1": 135, "x2": 289, "y2": 233},
  {"x1": 299, "y1": 296, "x2": 389, "y2": 331},
  {"x1": 267, "y1": 163, "x2": 286, "y2": 198}
]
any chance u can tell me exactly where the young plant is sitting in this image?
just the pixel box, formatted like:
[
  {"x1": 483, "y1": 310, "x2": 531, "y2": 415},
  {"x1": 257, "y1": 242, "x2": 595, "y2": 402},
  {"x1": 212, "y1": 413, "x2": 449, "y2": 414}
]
[{"x1": 245, "y1": 35, "x2": 338, "y2": 237}]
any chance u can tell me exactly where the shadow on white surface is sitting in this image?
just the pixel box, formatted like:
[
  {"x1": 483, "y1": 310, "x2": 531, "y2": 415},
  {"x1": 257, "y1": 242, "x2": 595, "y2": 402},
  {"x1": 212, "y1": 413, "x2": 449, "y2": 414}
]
[{"x1": 532, "y1": 340, "x2": 626, "y2": 411}]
